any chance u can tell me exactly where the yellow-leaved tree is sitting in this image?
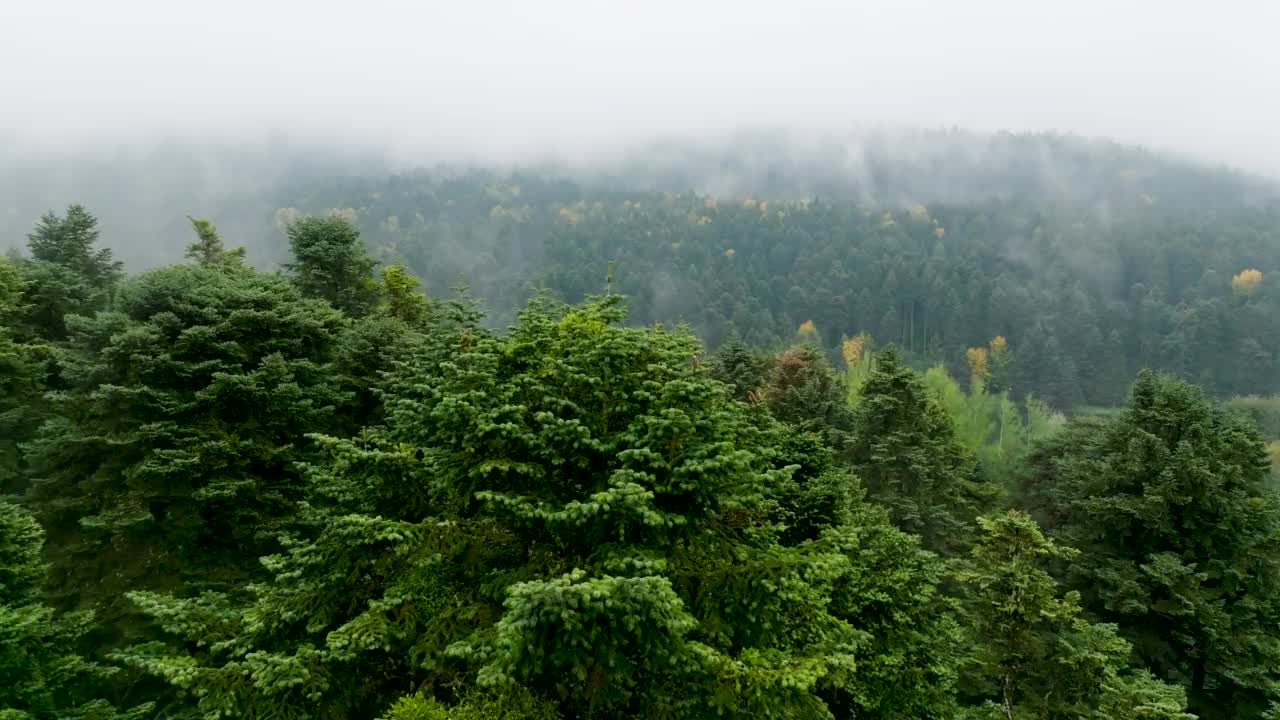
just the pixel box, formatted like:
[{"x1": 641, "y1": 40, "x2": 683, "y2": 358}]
[
  {"x1": 1232, "y1": 268, "x2": 1264, "y2": 296},
  {"x1": 966, "y1": 347, "x2": 990, "y2": 388}
]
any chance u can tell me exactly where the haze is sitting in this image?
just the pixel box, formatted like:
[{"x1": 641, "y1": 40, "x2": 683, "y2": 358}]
[{"x1": 2, "y1": 0, "x2": 1278, "y2": 174}]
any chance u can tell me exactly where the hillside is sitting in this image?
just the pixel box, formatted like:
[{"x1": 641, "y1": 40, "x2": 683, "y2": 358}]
[{"x1": 4, "y1": 129, "x2": 1279, "y2": 406}]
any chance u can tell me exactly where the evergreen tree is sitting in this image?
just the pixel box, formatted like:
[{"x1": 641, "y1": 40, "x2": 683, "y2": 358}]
[
  {"x1": 380, "y1": 263, "x2": 432, "y2": 326},
  {"x1": 184, "y1": 217, "x2": 246, "y2": 269},
  {"x1": 26, "y1": 205, "x2": 122, "y2": 292},
  {"x1": 284, "y1": 215, "x2": 379, "y2": 316},
  {"x1": 0, "y1": 257, "x2": 44, "y2": 493},
  {"x1": 121, "y1": 296, "x2": 860, "y2": 719},
  {"x1": 953, "y1": 510, "x2": 1193, "y2": 720},
  {"x1": 758, "y1": 344, "x2": 856, "y2": 436},
  {"x1": 12, "y1": 261, "x2": 99, "y2": 343},
  {"x1": 847, "y1": 348, "x2": 997, "y2": 554},
  {"x1": 18, "y1": 206, "x2": 119, "y2": 343},
  {"x1": 0, "y1": 501, "x2": 151, "y2": 720},
  {"x1": 1034, "y1": 371, "x2": 1280, "y2": 719},
  {"x1": 706, "y1": 330, "x2": 767, "y2": 402},
  {"x1": 819, "y1": 500, "x2": 963, "y2": 719},
  {"x1": 22, "y1": 265, "x2": 353, "y2": 658}
]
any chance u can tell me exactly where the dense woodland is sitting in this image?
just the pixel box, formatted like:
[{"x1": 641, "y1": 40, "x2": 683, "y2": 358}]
[
  {"x1": 3, "y1": 133, "x2": 1280, "y2": 719},
  {"x1": 12, "y1": 131, "x2": 1277, "y2": 407}
]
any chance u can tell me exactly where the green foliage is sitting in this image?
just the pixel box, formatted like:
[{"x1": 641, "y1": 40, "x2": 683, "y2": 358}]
[
  {"x1": 923, "y1": 364, "x2": 1064, "y2": 484},
  {"x1": 380, "y1": 264, "x2": 432, "y2": 325},
  {"x1": 1227, "y1": 394, "x2": 1280, "y2": 439},
  {"x1": 819, "y1": 502, "x2": 962, "y2": 719},
  {"x1": 21, "y1": 264, "x2": 354, "y2": 657},
  {"x1": 847, "y1": 348, "x2": 997, "y2": 554},
  {"x1": 121, "y1": 295, "x2": 862, "y2": 719},
  {"x1": 7, "y1": 141, "x2": 1280, "y2": 718},
  {"x1": 25, "y1": 205, "x2": 121, "y2": 293},
  {"x1": 464, "y1": 570, "x2": 701, "y2": 709},
  {"x1": 285, "y1": 214, "x2": 380, "y2": 316},
  {"x1": 756, "y1": 345, "x2": 855, "y2": 437},
  {"x1": 0, "y1": 257, "x2": 45, "y2": 492},
  {"x1": 706, "y1": 331, "x2": 768, "y2": 402},
  {"x1": 384, "y1": 687, "x2": 560, "y2": 720},
  {"x1": 0, "y1": 501, "x2": 151, "y2": 720},
  {"x1": 1031, "y1": 371, "x2": 1280, "y2": 719},
  {"x1": 841, "y1": 334, "x2": 877, "y2": 408},
  {"x1": 953, "y1": 510, "x2": 1192, "y2": 720},
  {"x1": 184, "y1": 217, "x2": 246, "y2": 269},
  {"x1": 262, "y1": 161, "x2": 1280, "y2": 404}
]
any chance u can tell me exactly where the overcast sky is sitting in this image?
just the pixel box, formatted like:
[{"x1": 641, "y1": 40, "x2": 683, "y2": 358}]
[{"x1": 3, "y1": 0, "x2": 1278, "y2": 174}]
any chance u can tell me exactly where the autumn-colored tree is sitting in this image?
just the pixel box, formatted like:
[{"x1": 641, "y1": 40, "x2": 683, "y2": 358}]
[
  {"x1": 1232, "y1": 268, "x2": 1264, "y2": 296},
  {"x1": 966, "y1": 346, "x2": 990, "y2": 387}
]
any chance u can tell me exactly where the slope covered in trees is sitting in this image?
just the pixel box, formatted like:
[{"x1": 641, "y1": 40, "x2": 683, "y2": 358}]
[
  {"x1": 2, "y1": 133, "x2": 1280, "y2": 718},
  {"x1": 4, "y1": 131, "x2": 1278, "y2": 407},
  {"x1": 261, "y1": 134, "x2": 1280, "y2": 407}
]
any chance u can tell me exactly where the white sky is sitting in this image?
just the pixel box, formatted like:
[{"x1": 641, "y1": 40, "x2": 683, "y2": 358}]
[{"x1": 2, "y1": 0, "x2": 1278, "y2": 174}]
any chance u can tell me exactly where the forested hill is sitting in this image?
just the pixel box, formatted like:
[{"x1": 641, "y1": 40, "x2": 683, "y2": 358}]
[
  {"x1": 4, "y1": 129, "x2": 1279, "y2": 406},
  {"x1": 279, "y1": 141, "x2": 1280, "y2": 407}
]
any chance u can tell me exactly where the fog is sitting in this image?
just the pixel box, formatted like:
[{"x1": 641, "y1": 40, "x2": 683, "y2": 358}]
[{"x1": 3, "y1": 0, "x2": 1279, "y2": 175}]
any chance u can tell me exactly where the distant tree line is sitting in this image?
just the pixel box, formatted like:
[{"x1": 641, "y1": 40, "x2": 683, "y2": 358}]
[{"x1": 271, "y1": 164, "x2": 1280, "y2": 410}]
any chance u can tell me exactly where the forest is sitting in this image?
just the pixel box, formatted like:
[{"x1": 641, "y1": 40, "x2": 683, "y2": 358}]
[{"x1": 3, "y1": 132, "x2": 1280, "y2": 720}]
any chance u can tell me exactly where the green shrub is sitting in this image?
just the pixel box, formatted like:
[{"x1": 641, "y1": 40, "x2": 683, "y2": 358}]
[{"x1": 384, "y1": 688, "x2": 560, "y2": 720}]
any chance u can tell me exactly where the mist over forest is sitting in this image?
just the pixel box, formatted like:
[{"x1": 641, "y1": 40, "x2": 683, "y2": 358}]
[{"x1": 6, "y1": 1, "x2": 1280, "y2": 719}]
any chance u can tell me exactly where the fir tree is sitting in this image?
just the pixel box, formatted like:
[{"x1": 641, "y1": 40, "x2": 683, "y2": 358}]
[
  {"x1": 953, "y1": 510, "x2": 1193, "y2": 720},
  {"x1": 848, "y1": 348, "x2": 997, "y2": 554},
  {"x1": 22, "y1": 265, "x2": 353, "y2": 658},
  {"x1": 0, "y1": 501, "x2": 151, "y2": 719},
  {"x1": 26, "y1": 205, "x2": 122, "y2": 292},
  {"x1": 1035, "y1": 371, "x2": 1280, "y2": 719},
  {"x1": 121, "y1": 296, "x2": 862, "y2": 719},
  {"x1": 284, "y1": 215, "x2": 379, "y2": 317},
  {"x1": 184, "y1": 217, "x2": 246, "y2": 268}
]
